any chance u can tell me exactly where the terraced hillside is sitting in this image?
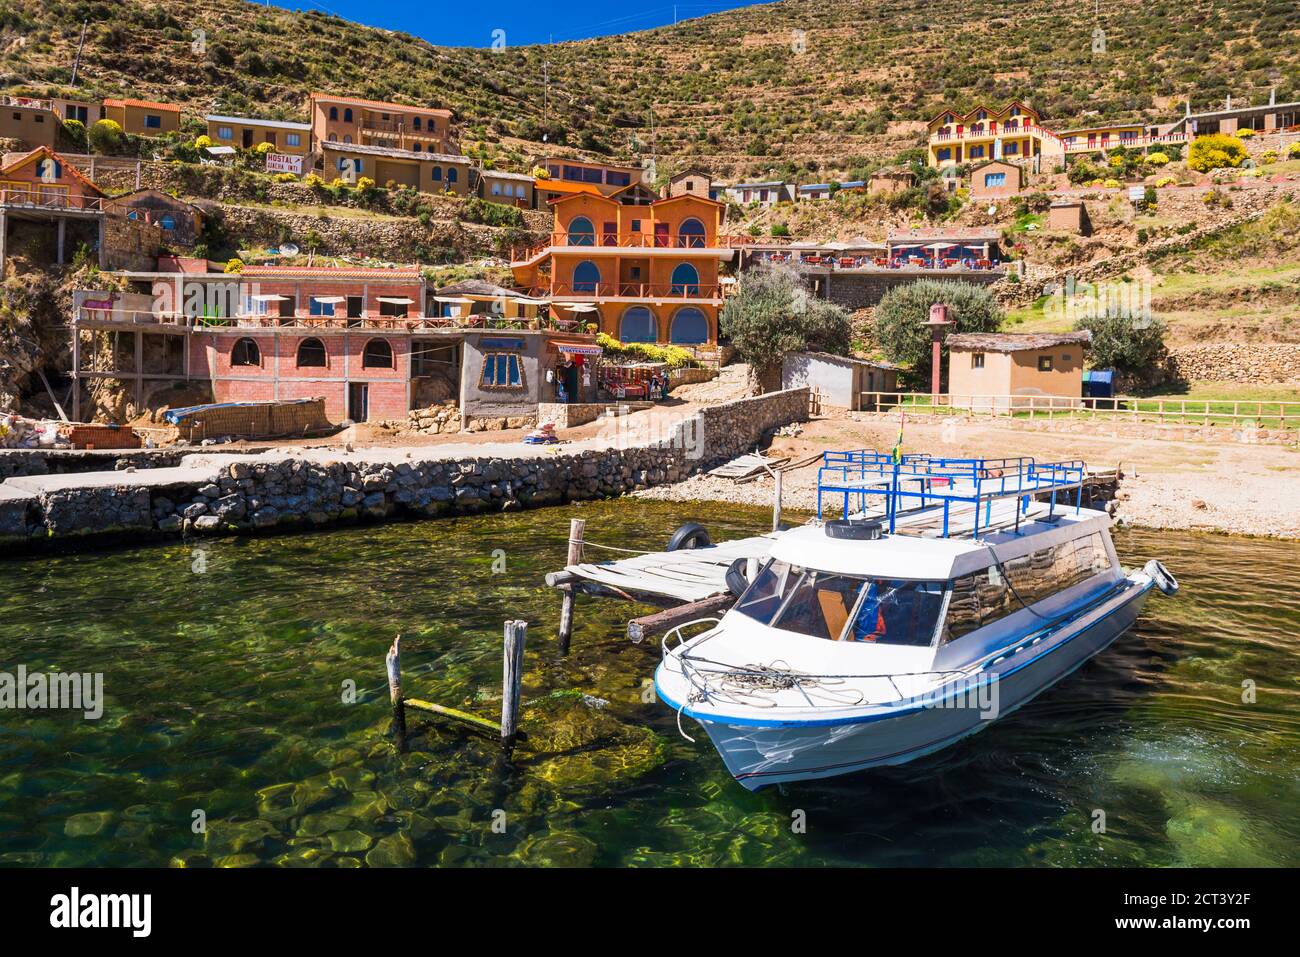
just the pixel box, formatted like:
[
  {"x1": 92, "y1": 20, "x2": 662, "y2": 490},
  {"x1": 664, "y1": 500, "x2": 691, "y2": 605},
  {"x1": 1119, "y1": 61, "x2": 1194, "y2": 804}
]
[{"x1": 1, "y1": 0, "x2": 1296, "y2": 180}]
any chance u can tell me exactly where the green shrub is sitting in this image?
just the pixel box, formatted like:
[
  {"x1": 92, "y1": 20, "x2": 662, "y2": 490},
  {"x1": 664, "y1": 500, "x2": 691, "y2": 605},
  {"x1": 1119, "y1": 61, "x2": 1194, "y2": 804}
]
[
  {"x1": 874, "y1": 279, "x2": 1003, "y2": 386},
  {"x1": 87, "y1": 118, "x2": 124, "y2": 154},
  {"x1": 1075, "y1": 311, "x2": 1166, "y2": 375},
  {"x1": 459, "y1": 197, "x2": 524, "y2": 228}
]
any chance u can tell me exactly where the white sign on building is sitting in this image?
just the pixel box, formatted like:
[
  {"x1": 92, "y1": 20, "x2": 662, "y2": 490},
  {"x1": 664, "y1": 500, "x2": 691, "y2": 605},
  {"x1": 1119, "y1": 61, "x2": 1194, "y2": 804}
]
[{"x1": 265, "y1": 152, "x2": 302, "y2": 175}]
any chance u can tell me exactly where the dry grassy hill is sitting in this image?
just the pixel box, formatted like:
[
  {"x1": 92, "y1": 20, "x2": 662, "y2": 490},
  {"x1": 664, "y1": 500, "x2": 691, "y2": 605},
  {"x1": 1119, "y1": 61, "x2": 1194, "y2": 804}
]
[{"x1": 1, "y1": 0, "x2": 1297, "y2": 181}]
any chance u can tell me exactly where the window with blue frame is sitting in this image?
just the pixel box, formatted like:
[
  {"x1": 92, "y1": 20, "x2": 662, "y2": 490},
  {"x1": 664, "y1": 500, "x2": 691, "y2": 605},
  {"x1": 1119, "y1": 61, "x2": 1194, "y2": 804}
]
[
  {"x1": 431, "y1": 166, "x2": 443, "y2": 181},
  {"x1": 159, "y1": 214, "x2": 176, "y2": 230},
  {"x1": 1004, "y1": 141, "x2": 1019, "y2": 154},
  {"x1": 286, "y1": 133, "x2": 301, "y2": 147},
  {"x1": 937, "y1": 148, "x2": 951, "y2": 162},
  {"x1": 572, "y1": 261, "x2": 600, "y2": 293},
  {"x1": 309, "y1": 297, "x2": 336, "y2": 317},
  {"x1": 447, "y1": 167, "x2": 458, "y2": 183},
  {"x1": 670, "y1": 262, "x2": 700, "y2": 295},
  {"x1": 985, "y1": 172, "x2": 1006, "y2": 187},
  {"x1": 144, "y1": 114, "x2": 161, "y2": 129},
  {"x1": 480, "y1": 351, "x2": 524, "y2": 389}
]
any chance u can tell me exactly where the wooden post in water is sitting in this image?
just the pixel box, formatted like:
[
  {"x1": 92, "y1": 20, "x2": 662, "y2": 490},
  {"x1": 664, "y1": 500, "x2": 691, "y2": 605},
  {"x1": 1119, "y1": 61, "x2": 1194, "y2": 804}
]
[
  {"x1": 386, "y1": 635, "x2": 407, "y2": 752},
  {"x1": 501, "y1": 620, "x2": 527, "y2": 755},
  {"x1": 557, "y1": 518, "x2": 585, "y2": 655}
]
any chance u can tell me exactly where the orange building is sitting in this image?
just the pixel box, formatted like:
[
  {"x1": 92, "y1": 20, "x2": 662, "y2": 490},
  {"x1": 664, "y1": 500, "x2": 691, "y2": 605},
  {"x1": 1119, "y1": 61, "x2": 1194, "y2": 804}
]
[
  {"x1": 309, "y1": 93, "x2": 455, "y2": 154},
  {"x1": 0, "y1": 147, "x2": 108, "y2": 270},
  {"x1": 511, "y1": 189, "x2": 731, "y2": 346},
  {"x1": 102, "y1": 98, "x2": 181, "y2": 136}
]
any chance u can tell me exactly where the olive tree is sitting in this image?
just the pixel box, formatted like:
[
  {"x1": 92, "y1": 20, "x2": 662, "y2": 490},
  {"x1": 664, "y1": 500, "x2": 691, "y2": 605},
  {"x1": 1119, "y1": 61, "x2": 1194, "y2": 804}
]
[
  {"x1": 873, "y1": 279, "x2": 1003, "y2": 386},
  {"x1": 719, "y1": 264, "x2": 852, "y2": 387}
]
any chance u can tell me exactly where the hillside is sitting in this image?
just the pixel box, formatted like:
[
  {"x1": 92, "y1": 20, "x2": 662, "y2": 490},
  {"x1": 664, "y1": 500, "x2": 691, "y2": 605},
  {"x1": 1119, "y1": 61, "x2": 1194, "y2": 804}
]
[{"x1": 1, "y1": 0, "x2": 1297, "y2": 180}]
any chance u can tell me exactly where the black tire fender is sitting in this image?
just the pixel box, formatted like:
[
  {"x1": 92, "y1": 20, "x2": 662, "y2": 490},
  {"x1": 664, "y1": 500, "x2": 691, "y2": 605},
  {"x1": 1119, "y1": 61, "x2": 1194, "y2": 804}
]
[
  {"x1": 725, "y1": 558, "x2": 750, "y2": 598},
  {"x1": 666, "y1": 522, "x2": 712, "y2": 551}
]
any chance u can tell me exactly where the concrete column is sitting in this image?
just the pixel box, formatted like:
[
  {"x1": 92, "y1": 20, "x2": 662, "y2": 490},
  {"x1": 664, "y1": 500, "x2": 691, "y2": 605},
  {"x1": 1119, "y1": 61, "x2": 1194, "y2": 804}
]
[
  {"x1": 134, "y1": 330, "x2": 143, "y2": 410},
  {"x1": 97, "y1": 217, "x2": 106, "y2": 269},
  {"x1": 56, "y1": 217, "x2": 66, "y2": 265},
  {"x1": 71, "y1": 324, "x2": 81, "y2": 422}
]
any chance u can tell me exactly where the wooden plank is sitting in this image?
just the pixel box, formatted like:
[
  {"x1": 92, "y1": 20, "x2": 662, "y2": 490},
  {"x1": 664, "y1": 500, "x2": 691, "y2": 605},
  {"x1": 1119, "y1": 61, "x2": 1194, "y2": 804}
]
[
  {"x1": 626, "y1": 593, "x2": 735, "y2": 643},
  {"x1": 404, "y1": 698, "x2": 502, "y2": 736}
]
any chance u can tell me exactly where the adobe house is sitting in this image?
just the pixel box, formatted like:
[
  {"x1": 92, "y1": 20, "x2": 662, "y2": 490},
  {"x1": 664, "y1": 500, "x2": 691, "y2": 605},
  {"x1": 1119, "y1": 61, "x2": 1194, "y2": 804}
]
[
  {"x1": 540, "y1": 156, "x2": 643, "y2": 196},
  {"x1": 0, "y1": 97, "x2": 60, "y2": 150},
  {"x1": 946, "y1": 331, "x2": 1091, "y2": 411},
  {"x1": 478, "y1": 169, "x2": 534, "y2": 208},
  {"x1": 665, "y1": 168, "x2": 712, "y2": 199},
  {"x1": 112, "y1": 188, "x2": 206, "y2": 247},
  {"x1": 868, "y1": 166, "x2": 916, "y2": 197},
  {"x1": 205, "y1": 114, "x2": 311, "y2": 156},
  {"x1": 310, "y1": 93, "x2": 456, "y2": 154},
  {"x1": 968, "y1": 159, "x2": 1024, "y2": 200},
  {"x1": 0, "y1": 146, "x2": 107, "y2": 271},
  {"x1": 101, "y1": 98, "x2": 181, "y2": 136},
  {"x1": 51, "y1": 96, "x2": 103, "y2": 127},
  {"x1": 1048, "y1": 199, "x2": 1091, "y2": 235},
  {"x1": 320, "y1": 141, "x2": 472, "y2": 196}
]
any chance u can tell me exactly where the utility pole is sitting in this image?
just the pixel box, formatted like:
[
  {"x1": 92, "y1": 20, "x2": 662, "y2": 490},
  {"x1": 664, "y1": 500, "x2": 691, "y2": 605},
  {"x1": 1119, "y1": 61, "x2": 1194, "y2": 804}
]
[
  {"x1": 69, "y1": 19, "x2": 88, "y2": 87},
  {"x1": 542, "y1": 58, "x2": 550, "y2": 143}
]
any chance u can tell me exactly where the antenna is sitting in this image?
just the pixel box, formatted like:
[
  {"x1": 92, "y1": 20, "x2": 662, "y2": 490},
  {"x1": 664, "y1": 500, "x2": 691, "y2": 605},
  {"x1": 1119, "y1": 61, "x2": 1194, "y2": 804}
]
[{"x1": 69, "y1": 19, "x2": 88, "y2": 87}]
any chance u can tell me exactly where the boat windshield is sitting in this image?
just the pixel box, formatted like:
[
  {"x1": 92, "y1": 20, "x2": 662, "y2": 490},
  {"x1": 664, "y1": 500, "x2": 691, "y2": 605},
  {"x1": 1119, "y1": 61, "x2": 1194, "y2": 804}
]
[{"x1": 733, "y1": 560, "x2": 945, "y2": 646}]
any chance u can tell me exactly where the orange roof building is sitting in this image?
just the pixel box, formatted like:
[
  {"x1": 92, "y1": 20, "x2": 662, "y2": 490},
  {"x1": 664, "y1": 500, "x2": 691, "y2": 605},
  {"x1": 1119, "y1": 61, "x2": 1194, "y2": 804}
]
[{"x1": 102, "y1": 98, "x2": 181, "y2": 136}]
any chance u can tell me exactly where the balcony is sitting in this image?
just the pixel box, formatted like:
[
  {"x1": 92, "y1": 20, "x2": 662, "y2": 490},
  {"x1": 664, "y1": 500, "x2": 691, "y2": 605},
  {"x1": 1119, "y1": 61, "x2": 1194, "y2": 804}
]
[
  {"x1": 73, "y1": 306, "x2": 591, "y2": 334},
  {"x1": 528, "y1": 281, "x2": 724, "y2": 301},
  {"x1": 361, "y1": 117, "x2": 440, "y2": 137},
  {"x1": 1, "y1": 187, "x2": 107, "y2": 213},
  {"x1": 511, "y1": 232, "x2": 749, "y2": 265}
]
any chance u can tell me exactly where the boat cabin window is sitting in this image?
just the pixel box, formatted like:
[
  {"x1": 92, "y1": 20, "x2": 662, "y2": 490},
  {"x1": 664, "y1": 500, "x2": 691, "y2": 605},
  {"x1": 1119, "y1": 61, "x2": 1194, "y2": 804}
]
[
  {"x1": 942, "y1": 532, "x2": 1111, "y2": 643},
  {"x1": 734, "y1": 560, "x2": 945, "y2": 646}
]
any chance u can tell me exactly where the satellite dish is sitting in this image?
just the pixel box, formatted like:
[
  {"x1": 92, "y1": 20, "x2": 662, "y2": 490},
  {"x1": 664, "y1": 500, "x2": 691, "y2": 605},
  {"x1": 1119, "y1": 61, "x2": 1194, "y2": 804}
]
[
  {"x1": 280, "y1": 242, "x2": 300, "y2": 257},
  {"x1": 987, "y1": 205, "x2": 997, "y2": 215}
]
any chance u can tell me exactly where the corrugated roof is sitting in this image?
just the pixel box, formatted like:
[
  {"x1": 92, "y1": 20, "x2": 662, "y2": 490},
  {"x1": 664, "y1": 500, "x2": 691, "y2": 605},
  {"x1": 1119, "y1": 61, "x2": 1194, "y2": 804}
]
[
  {"x1": 946, "y1": 331, "x2": 1091, "y2": 352},
  {"x1": 205, "y1": 114, "x2": 311, "y2": 131},
  {"x1": 887, "y1": 227, "x2": 1002, "y2": 243}
]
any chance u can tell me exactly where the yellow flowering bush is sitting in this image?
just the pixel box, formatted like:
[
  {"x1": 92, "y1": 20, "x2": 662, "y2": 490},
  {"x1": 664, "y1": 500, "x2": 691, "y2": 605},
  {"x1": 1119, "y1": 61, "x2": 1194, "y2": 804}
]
[
  {"x1": 1188, "y1": 134, "x2": 1248, "y2": 172},
  {"x1": 1146, "y1": 152, "x2": 1170, "y2": 166}
]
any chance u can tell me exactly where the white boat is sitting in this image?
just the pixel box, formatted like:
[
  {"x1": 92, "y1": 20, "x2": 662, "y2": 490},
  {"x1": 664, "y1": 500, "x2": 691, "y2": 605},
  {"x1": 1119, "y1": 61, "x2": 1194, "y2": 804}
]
[{"x1": 655, "y1": 453, "x2": 1178, "y2": 790}]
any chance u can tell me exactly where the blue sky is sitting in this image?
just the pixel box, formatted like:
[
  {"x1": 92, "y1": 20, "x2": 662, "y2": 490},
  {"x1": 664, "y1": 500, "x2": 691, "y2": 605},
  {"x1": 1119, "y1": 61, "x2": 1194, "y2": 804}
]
[{"x1": 269, "y1": 0, "x2": 772, "y2": 48}]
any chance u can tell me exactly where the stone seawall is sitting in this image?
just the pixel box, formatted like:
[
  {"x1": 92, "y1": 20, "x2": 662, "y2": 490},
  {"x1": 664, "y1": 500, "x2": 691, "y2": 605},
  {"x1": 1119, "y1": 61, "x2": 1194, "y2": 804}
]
[{"x1": 0, "y1": 389, "x2": 809, "y2": 551}]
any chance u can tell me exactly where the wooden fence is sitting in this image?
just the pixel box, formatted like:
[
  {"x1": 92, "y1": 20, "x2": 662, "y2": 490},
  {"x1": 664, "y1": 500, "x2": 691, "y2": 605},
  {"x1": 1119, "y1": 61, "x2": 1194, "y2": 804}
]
[{"x1": 857, "y1": 392, "x2": 1298, "y2": 432}]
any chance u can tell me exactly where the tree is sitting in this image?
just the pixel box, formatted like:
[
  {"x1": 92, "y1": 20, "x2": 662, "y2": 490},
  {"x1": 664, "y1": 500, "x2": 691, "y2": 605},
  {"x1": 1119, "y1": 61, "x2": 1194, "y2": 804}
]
[
  {"x1": 1074, "y1": 311, "x2": 1166, "y2": 375},
  {"x1": 1187, "y1": 134, "x2": 1248, "y2": 173},
  {"x1": 719, "y1": 264, "x2": 851, "y2": 386},
  {"x1": 874, "y1": 279, "x2": 1003, "y2": 386}
]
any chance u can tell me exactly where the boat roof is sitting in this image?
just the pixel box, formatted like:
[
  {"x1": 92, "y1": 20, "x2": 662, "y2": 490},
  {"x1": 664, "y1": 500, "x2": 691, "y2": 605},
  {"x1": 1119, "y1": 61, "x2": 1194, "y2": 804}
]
[{"x1": 769, "y1": 506, "x2": 1109, "y2": 581}]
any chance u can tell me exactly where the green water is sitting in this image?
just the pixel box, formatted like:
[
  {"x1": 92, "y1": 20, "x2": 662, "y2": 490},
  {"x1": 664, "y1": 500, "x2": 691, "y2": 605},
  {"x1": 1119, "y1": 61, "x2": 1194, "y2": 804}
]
[{"x1": 1, "y1": 503, "x2": 1297, "y2": 867}]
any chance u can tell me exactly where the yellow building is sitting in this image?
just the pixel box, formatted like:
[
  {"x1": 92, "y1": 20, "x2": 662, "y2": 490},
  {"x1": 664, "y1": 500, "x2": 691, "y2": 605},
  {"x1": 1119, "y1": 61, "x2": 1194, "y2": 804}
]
[
  {"x1": 946, "y1": 332, "x2": 1090, "y2": 410},
  {"x1": 927, "y1": 101, "x2": 1064, "y2": 169},
  {"x1": 205, "y1": 115, "x2": 311, "y2": 155},
  {"x1": 309, "y1": 93, "x2": 456, "y2": 155},
  {"x1": 102, "y1": 98, "x2": 181, "y2": 136},
  {"x1": 320, "y1": 141, "x2": 473, "y2": 196}
]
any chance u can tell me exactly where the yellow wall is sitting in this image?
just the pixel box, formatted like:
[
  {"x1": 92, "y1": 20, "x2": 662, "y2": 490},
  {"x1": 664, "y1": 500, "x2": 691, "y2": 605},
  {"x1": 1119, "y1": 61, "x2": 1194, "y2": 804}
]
[
  {"x1": 104, "y1": 104, "x2": 180, "y2": 136},
  {"x1": 949, "y1": 347, "x2": 1084, "y2": 410},
  {"x1": 207, "y1": 120, "x2": 309, "y2": 154}
]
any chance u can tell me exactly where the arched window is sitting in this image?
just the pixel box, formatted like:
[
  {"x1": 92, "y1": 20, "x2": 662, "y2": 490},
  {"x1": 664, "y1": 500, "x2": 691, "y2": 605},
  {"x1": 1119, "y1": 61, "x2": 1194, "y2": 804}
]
[
  {"x1": 328, "y1": 132, "x2": 337, "y2": 142},
  {"x1": 343, "y1": 134, "x2": 353, "y2": 144},
  {"x1": 619, "y1": 306, "x2": 657, "y2": 344},
  {"x1": 670, "y1": 262, "x2": 700, "y2": 296},
  {"x1": 296, "y1": 337, "x2": 327, "y2": 367},
  {"x1": 412, "y1": 143, "x2": 421, "y2": 152},
  {"x1": 567, "y1": 216, "x2": 595, "y2": 246},
  {"x1": 231, "y1": 338, "x2": 260, "y2": 367},
  {"x1": 343, "y1": 108, "x2": 353, "y2": 122},
  {"x1": 677, "y1": 217, "x2": 706, "y2": 248},
  {"x1": 669, "y1": 307, "x2": 709, "y2": 345},
  {"x1": 447, "y1": 167, "x2": 458, "y2": 183},
  {"x1": 431, "y1": 166, "x2": 443, "y2": 181},
  {"x1": 362, "y1": 338, "x2": 393, "y2": 369},
  {"x1": 329, "y1": 107, "x2": 338, "y2": 121},
  {"x1": 572, "y1": 261, "x2": 600, "y2": 294},
  {"x1": 412, "y1": 117, "x2": 422, "y2": 130}
]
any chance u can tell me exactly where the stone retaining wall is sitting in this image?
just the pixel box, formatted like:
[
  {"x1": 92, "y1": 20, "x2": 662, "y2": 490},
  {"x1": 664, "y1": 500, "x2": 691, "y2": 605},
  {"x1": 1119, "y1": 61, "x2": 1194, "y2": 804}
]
[
  {"x1": 0, "y1": 388, "x2": 810, "y2": 550},
  {"x1": 1165, "y1": 343, "x2": 1300, "y2": 384},
  {"x1": 0, "y1": 448, "x2": 192, "y2": 479}
]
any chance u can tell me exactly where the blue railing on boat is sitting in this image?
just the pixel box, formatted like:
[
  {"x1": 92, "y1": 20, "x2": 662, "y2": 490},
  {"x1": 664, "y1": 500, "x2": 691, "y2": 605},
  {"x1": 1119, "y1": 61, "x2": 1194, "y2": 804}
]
[{"x1": 815, "y1": 452, "x2": 1088, "y2": 538}]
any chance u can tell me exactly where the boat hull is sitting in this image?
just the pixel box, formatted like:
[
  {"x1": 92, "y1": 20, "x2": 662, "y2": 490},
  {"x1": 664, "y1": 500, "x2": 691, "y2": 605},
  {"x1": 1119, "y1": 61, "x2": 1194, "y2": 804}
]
[{"x1": 665, "y1": 578, "x2": 1153, "y2": 790}]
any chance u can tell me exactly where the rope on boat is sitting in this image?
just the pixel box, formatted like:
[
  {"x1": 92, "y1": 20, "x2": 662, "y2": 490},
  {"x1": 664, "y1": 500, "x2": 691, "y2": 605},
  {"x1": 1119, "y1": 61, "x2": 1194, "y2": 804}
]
[{"x1": 979, "y1": 541, "x2": 1053, "y2": 621}]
